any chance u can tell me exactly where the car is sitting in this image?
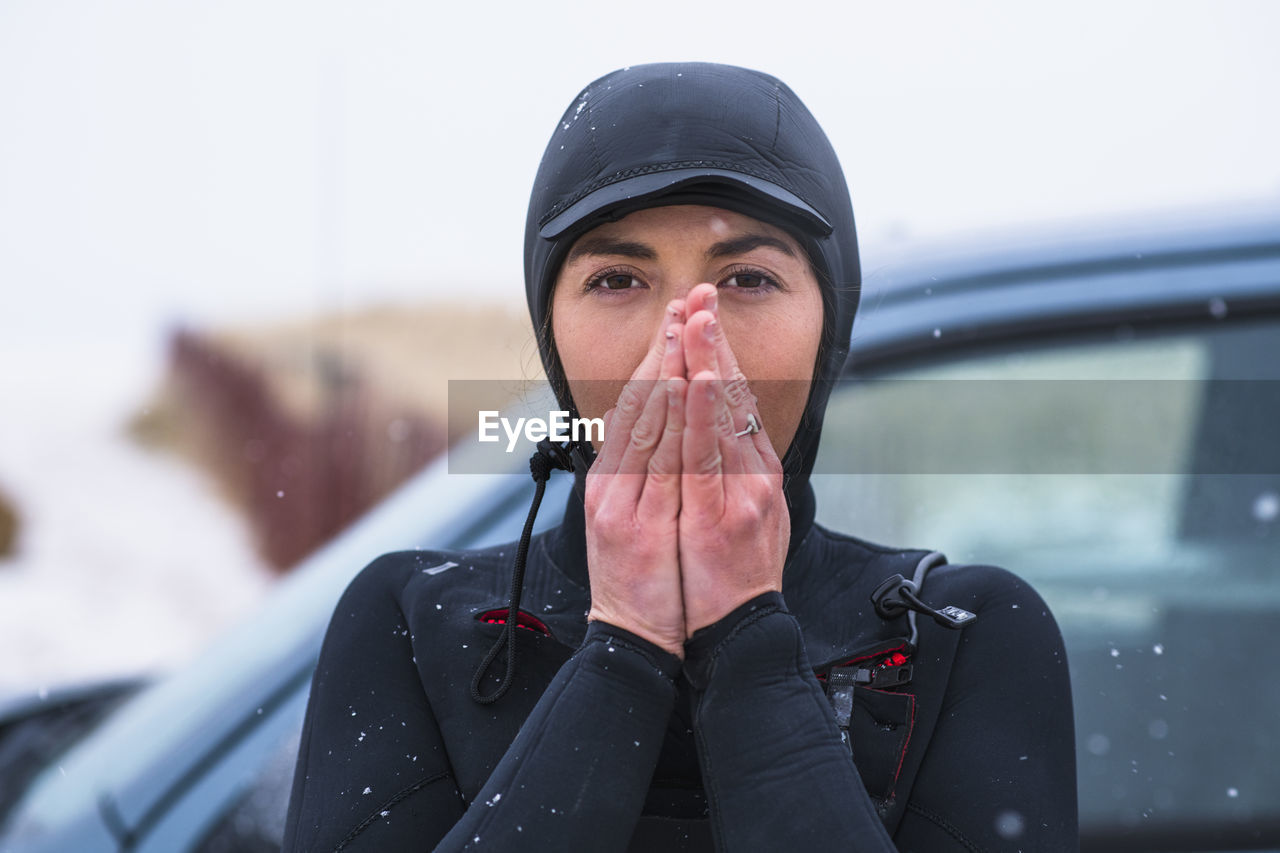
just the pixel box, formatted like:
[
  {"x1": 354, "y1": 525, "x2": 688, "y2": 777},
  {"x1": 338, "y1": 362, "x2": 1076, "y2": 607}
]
[{"x1": 2, "y1": 205, "x2": 1277, "y2": 852}]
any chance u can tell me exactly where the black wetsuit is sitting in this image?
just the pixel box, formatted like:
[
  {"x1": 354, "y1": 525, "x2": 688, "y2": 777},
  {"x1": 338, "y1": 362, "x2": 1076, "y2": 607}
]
[
  {"x1": 282, "y1": 483, "x2": 1078, "y2": 851},
  {"x1": 285, "y1": 62, "x2": 1078, "y2": 851}
]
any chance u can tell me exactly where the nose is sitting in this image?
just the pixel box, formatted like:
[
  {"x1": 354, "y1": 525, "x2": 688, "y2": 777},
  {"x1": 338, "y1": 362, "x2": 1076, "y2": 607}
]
[{"x1": 664, "y1": 279, "x2": 716, "y2": 304}]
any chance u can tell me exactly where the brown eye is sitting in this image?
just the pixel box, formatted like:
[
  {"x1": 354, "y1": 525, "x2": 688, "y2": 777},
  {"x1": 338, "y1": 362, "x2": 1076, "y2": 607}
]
[
  {"x1": 723, "y1": 268, "x2": 782, "y2": 291},
  {"x1": 586, "y1": 269, "x2": 645, "y2": 292},
  {"x1": 603, "y1": 274, "x2": 638, "y2": 290},
  {"x1": 727, "y1": 272, "x2": 765, "y2": 289}
]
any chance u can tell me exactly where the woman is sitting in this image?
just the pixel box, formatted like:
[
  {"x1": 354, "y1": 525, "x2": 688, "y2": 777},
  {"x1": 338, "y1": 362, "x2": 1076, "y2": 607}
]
[{"x1": 284, "y1": 62, "x2": 1077, "y2": 851}]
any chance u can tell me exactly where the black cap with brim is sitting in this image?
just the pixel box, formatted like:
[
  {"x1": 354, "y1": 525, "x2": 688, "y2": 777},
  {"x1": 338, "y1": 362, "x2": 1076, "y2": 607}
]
[{"x1": 538, "y1": 168, "x2": 833, "y2": 240}]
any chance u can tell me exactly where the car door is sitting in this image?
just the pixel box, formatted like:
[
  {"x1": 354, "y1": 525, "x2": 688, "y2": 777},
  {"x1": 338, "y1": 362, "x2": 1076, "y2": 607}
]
[{"x1": 813, "y1": 218, "x2": 1280, "y2": 851}]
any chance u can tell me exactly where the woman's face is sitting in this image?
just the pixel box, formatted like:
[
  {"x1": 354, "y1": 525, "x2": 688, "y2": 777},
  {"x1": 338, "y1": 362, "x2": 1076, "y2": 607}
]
[{"x1": 551, "y1": 204, "x2": 824, "y2": 460}]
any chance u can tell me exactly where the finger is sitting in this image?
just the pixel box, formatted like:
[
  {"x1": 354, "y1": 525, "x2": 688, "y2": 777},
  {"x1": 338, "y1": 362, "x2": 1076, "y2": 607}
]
[
  {"x1": 637, "y1": 375, "x2": 686, "y2": 523},
  {"x1": 682, "y1": 368, "x2": 726, "y2": 521},
  {"x1": 615, "y1": 324, "x2": 684, "y2": 495},
  {"x1": 698, "y1": 284, "x2": 773, "y2": 461},
  {"x1": 686, "y1": 295, "x2": 771, "y2": 473},
  {"x1": 682, "y1": 306, "x2": 715, "y2": 379},
  {"x1": 627, "y1": 300, "x2": 685, "y2": 385},
  {"x1": 593, "y1": 302, "x2": 684, "y2": 475},
  {"x1": 684, "y1": 310, "x2": 747, "y2": 475},
  {"x1": 659, "y1": 321, "x2": 687, "y2": 384},
  {"x1": 683, "y1": 284, "x2": 738, "y2": 379},
  {"x1": 610, "y1": 385, "x2": 670, "y2": 510},
  {"x1": 690, "y1": 280, "x2": 740, "y2": 318}
]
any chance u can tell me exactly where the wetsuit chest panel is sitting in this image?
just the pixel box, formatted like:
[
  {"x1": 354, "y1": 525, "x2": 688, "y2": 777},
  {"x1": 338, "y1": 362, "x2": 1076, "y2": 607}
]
[
  {"x1": 642, "y1": 678, "x2": 710, "y2": 819},
  {"x1": 849, "y1": 686, "x2": 916, "y2": 806},
  {"x1": 629, "y1": 815, "x2": 714, "y2": 851},
  {"x1": 416, "y1": 612, "x2": 721, "y2": 845},
  {"x1": 416, "y1": 620, "x2": 573, "y2": 801}
]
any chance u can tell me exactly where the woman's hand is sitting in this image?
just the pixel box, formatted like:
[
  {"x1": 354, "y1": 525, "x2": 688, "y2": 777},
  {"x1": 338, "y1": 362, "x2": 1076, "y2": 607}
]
[
  {"x1": 584, "y1": 301, "x2": 690, "y2": 658},
  {"x1": 678, "y1": 284, "x2": 790, "y2": 635}
]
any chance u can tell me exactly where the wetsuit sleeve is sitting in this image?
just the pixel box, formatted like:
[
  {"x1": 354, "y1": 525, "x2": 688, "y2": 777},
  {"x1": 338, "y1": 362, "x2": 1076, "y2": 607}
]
[
  {"x1": 284, "y1": 556, "x2": 683, "y2": 852},
  {"x1": 685, "y1": 574, "x2": 1078, "y2": 853},
  {"x1": 434, "y1": 621, "x2": 682, "y2": 850},
  {"x1": 684, "y1": 592, "x2": 898, "y2": 851}
]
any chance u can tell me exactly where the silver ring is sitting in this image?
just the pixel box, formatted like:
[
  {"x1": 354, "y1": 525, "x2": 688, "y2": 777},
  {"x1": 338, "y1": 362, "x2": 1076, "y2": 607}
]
[{"x1": 734, "y1": 413, "x2": 760, "y2": 437}]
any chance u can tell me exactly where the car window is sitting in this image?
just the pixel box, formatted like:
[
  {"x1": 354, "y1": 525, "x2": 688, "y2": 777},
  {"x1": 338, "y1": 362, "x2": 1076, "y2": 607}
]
[{"x1": 813, "y1": 315, "x2": 1280, "y2": 846}]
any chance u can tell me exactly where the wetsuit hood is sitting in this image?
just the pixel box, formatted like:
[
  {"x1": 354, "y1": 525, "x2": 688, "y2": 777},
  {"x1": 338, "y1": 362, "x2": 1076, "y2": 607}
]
[{"x1": 524, "y1": 62, "x2": 861, "y2": 502}]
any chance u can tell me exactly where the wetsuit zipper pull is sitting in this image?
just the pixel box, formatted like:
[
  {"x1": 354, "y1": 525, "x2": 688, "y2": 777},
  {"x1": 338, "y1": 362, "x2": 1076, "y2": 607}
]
[{"x1": 825, "y1": 667, "x2": 858, "y2": 755}]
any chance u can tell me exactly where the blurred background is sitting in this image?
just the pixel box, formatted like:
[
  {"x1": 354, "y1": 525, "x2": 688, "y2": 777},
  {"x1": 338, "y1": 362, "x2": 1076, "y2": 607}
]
[{"x1": 1, "y1": 0, "x2": 1278, "y2": 694}]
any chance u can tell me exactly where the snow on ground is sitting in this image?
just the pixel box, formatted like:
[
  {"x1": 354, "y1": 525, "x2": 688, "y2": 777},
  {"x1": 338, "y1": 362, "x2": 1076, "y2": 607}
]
[{"x1": 0, "y1": 339, "x2": 275, "y2": 695}]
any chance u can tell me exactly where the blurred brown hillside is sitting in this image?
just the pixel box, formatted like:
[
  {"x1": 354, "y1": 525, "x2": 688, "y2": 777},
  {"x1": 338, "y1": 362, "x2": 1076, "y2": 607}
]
[
  {"x1": 0, "y1": 484, "x2": 17, "y2": 558},
  {"x1": 133, "y1": 302, "x2": 540, "y2": 570}
]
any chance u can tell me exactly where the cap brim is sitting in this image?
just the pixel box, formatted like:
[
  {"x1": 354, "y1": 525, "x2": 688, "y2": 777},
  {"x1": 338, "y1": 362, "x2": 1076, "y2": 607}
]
[{"x1": 538, "y1": 168, "x2": 833, "y2": 240}]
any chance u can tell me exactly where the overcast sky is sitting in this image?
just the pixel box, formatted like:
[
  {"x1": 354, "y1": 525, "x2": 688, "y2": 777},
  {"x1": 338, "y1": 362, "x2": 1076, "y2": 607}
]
[{"x1": 2, "y1": 0, "x2": 1278, "y2": 364}]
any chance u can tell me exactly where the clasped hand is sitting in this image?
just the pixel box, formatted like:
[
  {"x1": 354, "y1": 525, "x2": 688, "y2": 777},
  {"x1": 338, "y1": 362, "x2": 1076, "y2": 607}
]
[{"x1": 584, "y1": 284, "x2": 790, "y2": 659}]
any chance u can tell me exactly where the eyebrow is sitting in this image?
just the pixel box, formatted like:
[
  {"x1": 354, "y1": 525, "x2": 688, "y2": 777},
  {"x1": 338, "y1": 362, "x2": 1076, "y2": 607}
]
[
  {"x1": 705, "y1": 234, "x2": 797, "y2": 260},
  {"x1": 565, "y1": 237, "x2": 658, "y2": 264},
  {"x1": 565, "y1": 233, "x2": 797, "y2": 265}
]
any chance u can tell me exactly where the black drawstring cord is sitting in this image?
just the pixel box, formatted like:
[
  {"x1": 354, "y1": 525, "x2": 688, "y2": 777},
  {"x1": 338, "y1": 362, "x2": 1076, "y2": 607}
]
[
  {"x1": 870, "y1": 551, "x2": 977, "y2": 648},
  {"x1": 470, "y1": 438, "x2": 575, "y2": 705}
]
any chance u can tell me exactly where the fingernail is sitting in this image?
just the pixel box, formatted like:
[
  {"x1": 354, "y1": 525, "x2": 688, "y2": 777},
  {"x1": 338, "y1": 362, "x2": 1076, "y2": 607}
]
[
  {"x1": 665, "y1": 329, "x2": 677, "y2": 350},
  {"x1": 706, "y1": 380, "x2": 717, "y2": 401},
  {"x1": 705, "y1": 290, "x2": 718, "y2": 314},
  {"x1": 703, "y1": 317, "x2": 717, "y2": 340}
]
